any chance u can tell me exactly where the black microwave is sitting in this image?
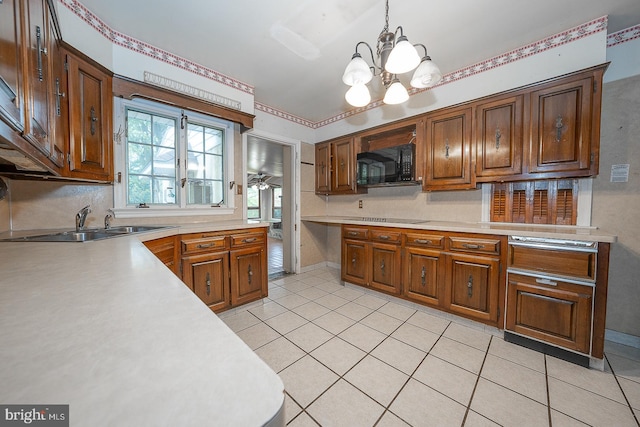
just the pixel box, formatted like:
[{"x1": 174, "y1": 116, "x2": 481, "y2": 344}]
[{"x1": 356, "y1": 143, "x2": 418, "y2": 187}]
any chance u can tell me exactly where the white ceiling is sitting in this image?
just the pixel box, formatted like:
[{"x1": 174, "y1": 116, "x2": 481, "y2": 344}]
[{"x1": 76, "y1": 0, "x2": 640, "y2": 124}]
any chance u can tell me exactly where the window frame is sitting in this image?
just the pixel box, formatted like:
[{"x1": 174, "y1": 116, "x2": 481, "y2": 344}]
[
  {"x1": 246, "y1": 185, "x2": 261, "y2": 219},
  {"x1": 271, "y1": 186, "x2": 282, "y2": 220},
  {"x1": 112, "y1": 97, "x2": 236, "y2": 218}
]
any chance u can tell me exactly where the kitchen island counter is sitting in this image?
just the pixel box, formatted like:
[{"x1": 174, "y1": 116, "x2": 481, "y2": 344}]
[{"x1": 0, "y1": 220, "x2": 284, "y2": 426}]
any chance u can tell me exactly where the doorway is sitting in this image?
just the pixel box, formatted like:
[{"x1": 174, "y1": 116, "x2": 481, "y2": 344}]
[{"x1": 244, "y1": 132, "x2": 299, "y2": 277}]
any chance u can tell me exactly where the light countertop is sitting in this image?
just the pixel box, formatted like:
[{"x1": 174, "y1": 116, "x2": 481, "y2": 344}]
[
  {"x1": 301, "y1": 216, "x2": 617, "y2": 243},
  {"x1": 0, "y1": 221, "x2": 284, "y2": 427}
]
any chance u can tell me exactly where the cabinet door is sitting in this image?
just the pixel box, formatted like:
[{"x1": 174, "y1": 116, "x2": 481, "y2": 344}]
[
  {"x1": 424, "y1": 107, "x2": 473, "y2": 190},
  {"x1": 23, "y1": 0, "x2": 51, "y2": 152},
  {"x1": 341, "y1": 238, "x2": 368, "y2": 286},
  {"x1": 230, "y1": 246, "x2": 266, "y2": 306},
  {"x1": 66, "y1": 51, "x2": 113, "y2": 181},
  {"x1": 446, "y1": 253, "x2": 500, "y2": 323},
  {"x1": 182, "y1": 251, "x2": 230, "y2": 312},
  {"x1": 476, "y1": 95, "x2": 523, "y2": 180},
  {"x1": 0, "y1": 0, "x2": 24, "y2": 130},
  {"x1": 47, "y1": 33, "x2": 66, "y2": 167},
  {"x1": 370, "y1": 242, "x2": 401, "y2": 295},
  {"x1": 332, "y1": 137, "x2": 356, "y2": 193},
  {"x1": 403, "y1": 247, "x2": 443, "y2": 306},
  {"x1": 530, "y1": 77, "x2": 593, "y2": 175},
  {"x1": 315, "y1": 142, "x2": 331, "y2": 194},
  {"x1": 506, "y1": 273, "x2": 592, "y2": 354}
]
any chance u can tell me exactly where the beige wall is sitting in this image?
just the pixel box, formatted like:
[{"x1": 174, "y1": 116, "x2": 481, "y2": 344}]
[
  {"x1": 592, "y1": 74, "x2": 640, "y2": 339},
  {"x1": 0, "y1": 178, "x2": 10, "y2": 232}
]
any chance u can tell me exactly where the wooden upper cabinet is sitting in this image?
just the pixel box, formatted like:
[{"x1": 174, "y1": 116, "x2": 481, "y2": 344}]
[
  {"x1": 315, "y1": 141, "x2": 331, "y2": 194},
  {"x1": 424, "y1": 106, "x2": 474, "y2": 190},
  {"x1": 22, "y1": 0, "x2": 52, "y2": 153},
  {"x1": 529, "y1": 75, "x2": 596, "y2": 176},
  {"x1": 65, "y1": 49, "x2": 113, "y2": 181},
  {"x1": 0, "y1": 0, "x2": 25, "y2": 131},
  {"x1": 475, "y1": 95, "x2": 523, "y2": 180},
  {"x1": 314, "y1": 137, "x2": 358, "y2": 195},
  {"x1": 332, "y1": 137, "x2": 357, "y2": 193}
]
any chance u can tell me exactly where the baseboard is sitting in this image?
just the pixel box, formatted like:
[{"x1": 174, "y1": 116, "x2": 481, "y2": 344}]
[
  {"x1": 299, "y1": 261, "x2": 339, "y2": 274},
  {"x1": 605, "y1": 329, "x2": 640, "y2": 349}
]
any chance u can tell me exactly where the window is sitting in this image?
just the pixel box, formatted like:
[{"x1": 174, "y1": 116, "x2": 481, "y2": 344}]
[
  {"x1": 247, "y1": 186, "x2": 261, "y2": 219},
  {"x1": 272, "y1": 187, "x2": 282, "y2": 219},
  {"x1": 113, "y1": 98, "x2": 235, "y2": 217}
]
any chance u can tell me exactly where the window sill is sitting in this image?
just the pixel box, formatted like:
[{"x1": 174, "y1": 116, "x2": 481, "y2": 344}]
[{"x1": 112, "y1": 207, "x2": 235, "y2": 219}]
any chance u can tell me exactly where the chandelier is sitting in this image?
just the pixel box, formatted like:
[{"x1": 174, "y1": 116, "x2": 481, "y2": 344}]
[{"x1": 342, "y1": 0, "x2": 442, "y2": 107}]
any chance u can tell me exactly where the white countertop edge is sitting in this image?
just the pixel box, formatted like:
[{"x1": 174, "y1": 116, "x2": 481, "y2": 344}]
[{"x1": 301, "y1": 216, "x2": 617, "y2": 243}]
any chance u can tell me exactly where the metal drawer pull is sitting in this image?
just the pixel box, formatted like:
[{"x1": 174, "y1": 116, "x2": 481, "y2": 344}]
[
  {"x1": 415, "y1": 239, "x2": 432, "y2": 245},
  {"x1": 197, "y1": 243, "x2": 215, "y2": 249},
  {"x1": 462, "y1": 243, "x2": 484, "y2": 250},
  {"x1": 378, "y1": 235, "x2": 390, "y2": 240},
  {"x1": 535, "y1": 278, "x2": 558, "y2": 286},
  {"x1": 348, "y1": 231, "x2": 359, "y2": 236},
  {"x1": 243, "y1": 237, "x2": 257, "y2": 243}
]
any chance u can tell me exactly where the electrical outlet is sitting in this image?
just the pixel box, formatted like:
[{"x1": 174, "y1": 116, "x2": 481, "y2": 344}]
[
  {"x1": 237, "y1": 184, "x2": 243, "y2": 195},
  {"x1": 358, "y1": 200, "x2": 363, "y2": 208}
]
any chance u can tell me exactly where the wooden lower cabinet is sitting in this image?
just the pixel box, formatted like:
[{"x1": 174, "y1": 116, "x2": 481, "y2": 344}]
[
  {"x1": 506, "y1": 273, "x2": 593, "y2": 354},
  {"x1": 403, "y1": 247, "x2": 444, "y2": 307},
  {"x1": 341, "y1": 226, "x2": 402, "y2": 295},
  {"x1": 370, "y1": 242, "x2": 402, "y2": 294},
  {"x1": 183, "y1": 251, "x2": 230, "y2": 312},
  {"x1": 143, "y1": 235, "x2": 179, "y2": 276},
  {"x1": 230, "y1": 245, "x2": 266, "y2": 306},
  {"x1": 143, "y1": 227, "x2": 267, "y2": 313},
  {"x1": 445, "y1": 253, "x2": 500, "y2": 323}
]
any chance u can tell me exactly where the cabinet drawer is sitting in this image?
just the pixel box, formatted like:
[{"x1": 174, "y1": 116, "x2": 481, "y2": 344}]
[
  {"x1": 448, "y1": 236, "x2": 500, "y2": 255},
  {"x1": 230, "y1": 231, "x2": 265, "y2": 248},
  {"x1": 181, "y1": 236, "x2": 227, "y2": 254},
  {"x1": 508, "y1": 244, "x2": 596, "y2": 282},
  {"x1": 405, "y1": 233, "x2": 444, "y2": 249},
  {"x1": 343, "y1": 226, "x2": 369, "y2": 240},
  {"x1": 370, "y1": 229, "x2": 401, "y2": 244}
]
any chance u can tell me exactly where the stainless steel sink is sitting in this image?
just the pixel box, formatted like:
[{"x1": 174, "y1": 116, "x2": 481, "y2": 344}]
[{"x1": 1, "y1": 226, "x2": 170, "y2": 242}]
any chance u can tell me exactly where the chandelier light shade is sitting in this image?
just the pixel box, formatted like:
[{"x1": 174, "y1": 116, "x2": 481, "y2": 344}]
[
  {"x1": 342, "y1": 0, "x2": 442, "y2": 107},
  {"x1": 345, "y1": 83, "x2": 372, "y2": 107},
  {"x1": 410, "y1": 56, "x2": 443, "y2": 89},
  {"x1": 383, "y1": 78, "x2": 409, "y2": 105}
]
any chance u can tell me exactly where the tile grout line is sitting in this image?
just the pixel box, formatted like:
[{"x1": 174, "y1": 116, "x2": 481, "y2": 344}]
[
  {"x1": 545, "y1": 354, "x2": 552, "y2": 427},
  {"x1": 603, "y1": 353, "x2": 640, "y2": 426},
  {"x1": 460, "y1": 334, "x2": 493, "y2": 426}
]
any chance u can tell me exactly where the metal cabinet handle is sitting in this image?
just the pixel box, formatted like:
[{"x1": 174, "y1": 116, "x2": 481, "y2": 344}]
[
  {"x1": 36, "y1": 26, "x2": 47, "y2": 82},
  {"x1": 555, "y1": 116, "x2": 564, "y2": 142},
  {"x1": 348, "y1": 231, "x2": 359, "y2": 237},
  {"x1": 445, "y1": 139, "x2": 450, "y2": 159},
  {"x1": 351, "y1": 255, "x2": 357, "y2": 266},
  {"x1": 380, "y1": 259, "x2": 385, "y2": 274},
  {"x1": 495, "y1": 128, "x2": 501, "y2": 150},
  {"x1": 247, "y1": 264, "x2": 253, "y2": 284},
  {"x1": 205, "y1": 272, "x2": 211, "y2": 296},
  {"x1": 462, "y1": 243, "x2": 484, "y2": 250},
  {"x1": 421, "y1": 266, "x2": 426, "y2": 287},
  {"x1": 415, "y1": 239, "x2": 432, "y2": 245},
  {"x1": 467, "y1": 275, "x2": 473, "y2": 298},
  {"x1": 90, "y1": 106, "x2": 98, "y2": 135},
  {"x1": 243, "y1": 237, "x2": 257, "y2": 243},
  {"x1": 378, "y1": 235, "x2": 390, "y2": 240},
  {"x1": 197, "y1": 243, "x2": 215, "y2": 249},
  {"x1": 535, "y1": 278, "x2": 558, "y2": 286}
]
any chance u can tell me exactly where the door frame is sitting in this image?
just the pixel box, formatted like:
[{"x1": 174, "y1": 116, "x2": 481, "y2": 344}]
[{"x1": 242, "y1": 129, "x2": 300, "y2": 274}]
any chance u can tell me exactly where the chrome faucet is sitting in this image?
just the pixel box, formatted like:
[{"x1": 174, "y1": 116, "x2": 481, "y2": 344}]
[
  {"x1": 76, "y1": 205, "x2": 91, "y2": 232},
  {"x1": 104, "y1": 210, "x2": 113, "y2": 229}
]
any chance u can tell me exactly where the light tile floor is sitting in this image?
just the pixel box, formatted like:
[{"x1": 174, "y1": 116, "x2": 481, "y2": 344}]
[{"x1": 220, "y1": 267, "x2": 640, "y2": 427}]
